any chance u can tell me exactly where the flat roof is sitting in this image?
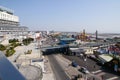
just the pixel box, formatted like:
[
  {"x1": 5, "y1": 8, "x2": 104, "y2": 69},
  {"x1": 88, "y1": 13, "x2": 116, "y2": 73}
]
[
  {"x1": 60, "y1": 38, "x2": 75, "y2": 41},
  {"x1": 42, "y1": 45, "x2": 69, "y2": 50},
  {"x1": 99, "y1": 54, "x2": 113, "y2": 62}
]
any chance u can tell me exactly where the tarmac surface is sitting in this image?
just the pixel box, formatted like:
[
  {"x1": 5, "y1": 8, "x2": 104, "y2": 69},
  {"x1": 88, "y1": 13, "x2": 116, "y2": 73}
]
[{"x1": 47, "y1": 54, "x2": 70, "y2": 80}]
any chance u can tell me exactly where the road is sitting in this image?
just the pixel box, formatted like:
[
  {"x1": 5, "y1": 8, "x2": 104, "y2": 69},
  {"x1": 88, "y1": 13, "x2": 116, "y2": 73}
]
[
  {"x1": 63, "y1": 55, "x2": 120, "y2": 80},
  {"x1": 47, "y1": 55, "x2": 70, "y2": 80}
]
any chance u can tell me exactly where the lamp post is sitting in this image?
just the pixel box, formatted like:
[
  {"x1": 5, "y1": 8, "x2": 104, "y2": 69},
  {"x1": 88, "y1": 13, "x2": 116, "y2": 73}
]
[{"x1": 84, "y1": 55, "x2": 87, "y2": 80}]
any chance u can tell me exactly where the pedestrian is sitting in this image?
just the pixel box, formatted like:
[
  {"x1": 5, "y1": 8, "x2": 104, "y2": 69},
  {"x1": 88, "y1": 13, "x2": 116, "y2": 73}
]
[
  {"x1": 101, "y1": 75, "x2": 104, "y2": 80},
  {"x1": 93, "y1": 65, "x2": 96, "y2": 68},
  {"x1": 77, "y1": 74, "x2": 82, "y2": 78},
  {"x1": 93, "y1": 77, "x2": 95, "y2": 80},
  {"x1": 68, "y1": 63, "x2": 71, "y2": 67}
]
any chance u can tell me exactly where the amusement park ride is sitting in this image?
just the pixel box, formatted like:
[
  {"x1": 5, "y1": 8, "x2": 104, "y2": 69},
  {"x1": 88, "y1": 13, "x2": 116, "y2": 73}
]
[{"x1": 77, "y1": 29, "x2": 89, "y2": 41}]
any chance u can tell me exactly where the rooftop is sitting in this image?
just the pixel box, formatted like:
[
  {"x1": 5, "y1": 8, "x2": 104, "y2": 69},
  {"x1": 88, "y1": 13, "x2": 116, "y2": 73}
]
[
  {"x1": 60, "y1": 38, "x2": 75, "y2": 41},
  {"x1": 0, "y1": 6, "x2": 14, "y2": 14},
  {"x1": 99, "y1": 54, "x2": 113, "y2": 62}
]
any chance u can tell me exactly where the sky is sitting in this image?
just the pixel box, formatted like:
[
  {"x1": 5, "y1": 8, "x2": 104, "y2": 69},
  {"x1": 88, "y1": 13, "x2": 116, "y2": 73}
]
[{"x1": 0, "y1": 0, "x2": 120, "y2": 33}]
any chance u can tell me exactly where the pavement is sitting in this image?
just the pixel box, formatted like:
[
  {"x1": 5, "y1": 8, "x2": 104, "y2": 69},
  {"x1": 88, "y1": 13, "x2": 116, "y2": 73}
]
[
  {"x1": 0, "y1": 38, "x2": 9, "y2": 45},
  {"x1": 18, "y1": 43, "x2": 56, "y2": 80},
  {"x1": 8, "y1": 45, "x2": 27, "y2": 62},
  {"x1": 47, "y1": 55, "x2": 70, "y2": 80},
  {"x1": 42, "y1": 56, "x2": 55, "y2": 80}
]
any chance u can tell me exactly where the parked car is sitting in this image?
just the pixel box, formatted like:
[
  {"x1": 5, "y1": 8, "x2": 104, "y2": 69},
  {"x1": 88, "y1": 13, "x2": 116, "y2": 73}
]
[
  {"x1": 88, "y1": 55, "x2": 98, "y2": 61},
  {"x1": 78, "y1": 67, "x2": 90, "y2": 74},
  {"x1": 71, "y1": 61, "x2": 78, "y2": 67},
  {"x1": 97, "y1": 60, "x2": 105, "y2": 66}
]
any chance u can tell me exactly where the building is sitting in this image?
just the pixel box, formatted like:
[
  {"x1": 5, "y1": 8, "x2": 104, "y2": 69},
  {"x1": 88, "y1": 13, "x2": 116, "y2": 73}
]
[
  {"x1": 84, "y1": 47, "x2": 94, "y2": 55},
  {"x1": 0, "y1": 6, "x2": 28, "y2": 34},
  {"x1": 98, "y1": 54, "x2": 113, "y2": 65},
  {"x1": 59, "y1": 38, "x2": 76, "y2": 45}
]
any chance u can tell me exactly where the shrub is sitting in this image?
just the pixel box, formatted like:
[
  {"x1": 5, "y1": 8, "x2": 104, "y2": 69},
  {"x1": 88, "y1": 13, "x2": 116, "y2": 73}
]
[
  {"x1": 5, "y1": 49, "x2": 15, "y2": 57},
  {"x1": 25, "y1": 50, "x2": 32, "y2": 54},
  {"x1": 0, "y1": 44, "x2": 6, "y2": 51},
  {"x1": 22, "y1": 38, "x2": 34, "y2": 45},
  {"x1": 27, "y1": 50, "x2": 32, "y2": 54},
  {"x1": 9, "y1": 38, "x2": 19, "y2": 43},
  {"x1": 10, "y1": 42, "x2": 21, "y2": 48}
]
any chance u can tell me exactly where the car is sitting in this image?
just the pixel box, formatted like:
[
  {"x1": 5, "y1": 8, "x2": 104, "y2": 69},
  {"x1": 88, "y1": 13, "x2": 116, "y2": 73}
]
[
  {"x1": 35, "y1": 47, "x2": 40, "y2": 49},
  {"x1": 97, "y1": 61, "x2": 105, "y2": 66},
  {"x1": 71, "y1": 61, "x2": 78, "y2": 67},
  {"x1": 79, "y1": 67, "x2": 90, "y2": 74},
  {"x1": 88, "y1": 55, "x2": 98, "y2": 61}
]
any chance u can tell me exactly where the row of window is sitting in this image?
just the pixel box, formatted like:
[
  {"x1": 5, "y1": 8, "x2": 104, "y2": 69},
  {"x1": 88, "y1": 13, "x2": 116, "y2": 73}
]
[
  {"x1": 0, "y1": 20, "x2": 19, "y2": 26},
  {"x1": 0, "y1": 12, "x2": 19, "y2": 22},
  {"x1": 0, "y1": 24, "x2": 18, "y2": 27},
  {"x1": 0, "y1": 27, "x2": 27, "y2": 31}
]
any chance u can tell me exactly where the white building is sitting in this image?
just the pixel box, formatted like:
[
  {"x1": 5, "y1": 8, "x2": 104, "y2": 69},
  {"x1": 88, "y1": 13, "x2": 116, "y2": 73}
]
[
  {"x1": 0, "y1": 6, "x2": 28, "y2": 34},
  {"x1": 98, "y1": 54, "x2": 113, "y2": 65},
  {"x1": 84, "y1": 47, "x2": 94, "y2": 55}
]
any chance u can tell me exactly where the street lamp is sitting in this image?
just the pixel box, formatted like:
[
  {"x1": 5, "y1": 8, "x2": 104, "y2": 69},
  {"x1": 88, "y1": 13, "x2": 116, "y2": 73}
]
[
  {"x1": 84, "y1": 55, "x2": 87, "y2": 80},
  {"x1": 84, "y1": 55, "x2": 87, "y2": 68}
]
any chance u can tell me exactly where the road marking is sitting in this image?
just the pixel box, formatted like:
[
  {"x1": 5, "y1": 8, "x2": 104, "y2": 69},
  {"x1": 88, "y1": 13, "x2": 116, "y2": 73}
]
[
  {"x1": 65, "y1": 71, "x2": 71, "y2": 79},
  {"x1": 92, "y1": 70, "x2": 102, "y2": 74},
  {"x1": 106, "y1": 76, "x2": 118, "y2": 80},
  {"x1": 96, "y1": 72, "x2": 105, "y2": 76}
]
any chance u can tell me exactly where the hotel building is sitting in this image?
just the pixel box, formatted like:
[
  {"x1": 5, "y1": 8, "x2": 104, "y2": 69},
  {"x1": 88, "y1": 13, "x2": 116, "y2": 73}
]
[{"x1": 0, "y1": 6, "x2": 28, "y2": 34}]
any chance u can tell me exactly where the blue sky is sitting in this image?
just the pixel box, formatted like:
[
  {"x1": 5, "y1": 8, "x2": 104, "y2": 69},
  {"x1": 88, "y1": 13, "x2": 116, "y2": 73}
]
[{"x1": 0, "y1": 0, "x2": 120, "y2": 33}]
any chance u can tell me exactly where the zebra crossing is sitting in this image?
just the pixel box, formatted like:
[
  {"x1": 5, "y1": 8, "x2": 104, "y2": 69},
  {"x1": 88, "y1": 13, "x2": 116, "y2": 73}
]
[{"x1": 92, "y1": 70, "x2": 102, "y2": 74}]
